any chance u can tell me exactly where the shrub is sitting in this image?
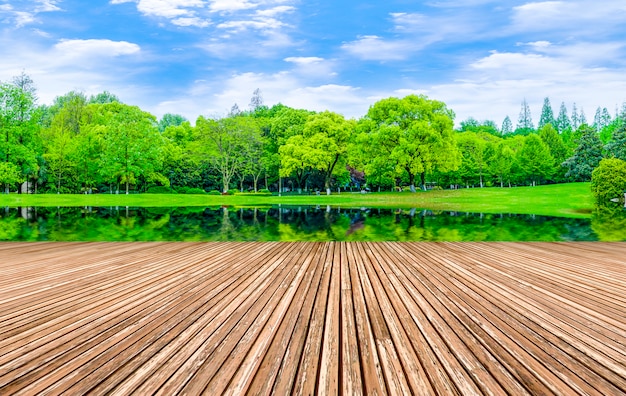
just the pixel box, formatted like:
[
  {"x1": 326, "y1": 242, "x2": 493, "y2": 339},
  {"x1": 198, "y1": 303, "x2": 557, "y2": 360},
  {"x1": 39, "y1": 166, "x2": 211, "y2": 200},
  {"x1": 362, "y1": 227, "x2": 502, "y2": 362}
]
[
  {"x1": 259, "y1": 188, "x2": 271, "y2": 194},
  {"x1": 591, "y1": 158, "x2": 626, "y2": 203},
  {"x1": 146, "y1": 186, "x2": 175, "y2": 194},
  {"x1": 226, "y1": 189, "x2": 239, "y2": 195},
  {"x1": 208, "y1": 190, "x2": 221, "y2": 195},
  {"x1": 184, "y1": 187, "x2": 206, "y2": 194},
  {"x1": 175, "y1": 186, "x2": 189, "y2": 194}
]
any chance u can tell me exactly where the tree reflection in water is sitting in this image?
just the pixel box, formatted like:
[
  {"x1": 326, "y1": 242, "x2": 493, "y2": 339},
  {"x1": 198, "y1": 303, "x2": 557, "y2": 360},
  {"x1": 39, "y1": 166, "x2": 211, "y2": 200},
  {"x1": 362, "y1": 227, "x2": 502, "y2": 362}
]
[{"x1": 0, "y1": 205, "x2": 622, "y2": 242}]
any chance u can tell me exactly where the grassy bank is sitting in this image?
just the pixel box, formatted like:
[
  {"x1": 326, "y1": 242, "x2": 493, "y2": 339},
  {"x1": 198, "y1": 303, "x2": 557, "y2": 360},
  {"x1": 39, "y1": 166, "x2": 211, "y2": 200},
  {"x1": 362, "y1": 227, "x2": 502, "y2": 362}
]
[{"x1": 0, "y1": 182, "x2": 594, "y2": 218}]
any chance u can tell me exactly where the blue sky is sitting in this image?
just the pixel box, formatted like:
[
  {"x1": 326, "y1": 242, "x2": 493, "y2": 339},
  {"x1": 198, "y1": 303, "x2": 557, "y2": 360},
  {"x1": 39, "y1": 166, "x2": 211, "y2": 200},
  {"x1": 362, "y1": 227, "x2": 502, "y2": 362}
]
[{"x1": 2, "y1": 0, "x2": 626, "y2": 127}]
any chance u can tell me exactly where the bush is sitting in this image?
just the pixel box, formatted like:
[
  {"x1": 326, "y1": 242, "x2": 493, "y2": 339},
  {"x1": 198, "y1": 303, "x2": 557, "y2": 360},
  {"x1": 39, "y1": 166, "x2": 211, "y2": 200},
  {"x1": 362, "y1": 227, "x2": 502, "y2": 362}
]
[
  {"x1": 182, "y1": 187, "x2": 206, "y2": 194},
  {"x1": 226, "y1": 189, "x2": 239, "y2": 195},
  {"x1": 174, "y1": 186, "x2": 189, "y2": 194},
  {"x1": 591, "y1": 158, "x2": 626, "y2": 203},
  {"x1": 146, "y1": 186, "x2": 175, "y2": 194},
  {"x1": 259, "y1": 188, "x2": 271, "y2": 194},
  {"x1": 208, "y1": 190, "x2": 221, "y2": 195}
]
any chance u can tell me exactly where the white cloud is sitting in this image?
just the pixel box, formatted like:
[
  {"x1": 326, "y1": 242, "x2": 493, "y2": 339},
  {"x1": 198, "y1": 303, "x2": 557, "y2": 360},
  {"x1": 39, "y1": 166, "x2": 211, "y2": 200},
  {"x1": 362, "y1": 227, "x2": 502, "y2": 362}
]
[
  {"x1": 284, "y1": 57, "x2": 324, "y2": 65},
  {"x1": 208, "y1": 0, "x2": 257, "y2": 13},
  {"x1": 172, "y1": 16, "x2": 210, "y2": 27},
  {"x1": 34, "y1": 0, "x2": 61, "y2": 12},
  {"x1": 342, "y1": 36, "x2": 415, "y2": 61},
  {"x1": 54, "y1": 39, "x2": 141, "y2": 58},
  {"x1": 256, "y1": 6, "x2": 294, "y2": 17},
  {"x1": 137, "y1": 0, "x2": 205, "y2": 19}
]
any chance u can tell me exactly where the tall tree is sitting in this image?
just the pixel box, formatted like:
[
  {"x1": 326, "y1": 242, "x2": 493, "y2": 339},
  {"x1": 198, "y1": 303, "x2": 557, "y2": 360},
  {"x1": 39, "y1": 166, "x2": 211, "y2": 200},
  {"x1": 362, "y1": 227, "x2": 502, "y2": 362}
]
[
  {"x1": 538, "y1": 97, "x2": 555, "y2": 129},
  {"x1": 562, "y1": 125, "x2": 604, "y2": 181},
  {"x1": 605, "y1": 123, "x2": 626, "y2": 161},
  {"x1": 571, "y1": 103, "x2": 580, "y2": 131},
  {"x1": 280, "y1": 111, "x2": 353, "y2": 194},
  {"x1": 0, "y1": 80, "x2": 38, "y2": 193},
  {"x1": 501, "y1": 115, "x2": 513, "y2": 135},
  {"x1": 538, "y1": 124, "x2": 568, "y2": 182},
  {"x1": 489, "y1": 141, "x2": 515, "y2": 187},
  {"x1": 363, "y1": 95, "x2": 459, "y2": 192},
  {"x1": 195, "y1": 115, "x2": 258, "y2": 193},
  {"x1": 555, "y1": 102, "x2": 571, "y2": 133},
  {"x1": 517, "y1": 134, "x2": 554, "y2": 185},
  {"x1": 95, "y1": 103, "x2": 165, "y2": 194},
  {"x1": 516, "y1": 98, "x2": 534, "y2": 134},
  {"x1": 249, "y1": 88, "x2": 264, "y2": 111}
]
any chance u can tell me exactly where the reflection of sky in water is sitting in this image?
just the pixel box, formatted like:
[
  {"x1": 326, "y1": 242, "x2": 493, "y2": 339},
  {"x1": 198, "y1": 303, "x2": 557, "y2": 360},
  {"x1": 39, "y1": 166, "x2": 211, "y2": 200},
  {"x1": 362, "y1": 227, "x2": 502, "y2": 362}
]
[{"x1": 0, "y1": 205, "x2": 624, "y2": 242}]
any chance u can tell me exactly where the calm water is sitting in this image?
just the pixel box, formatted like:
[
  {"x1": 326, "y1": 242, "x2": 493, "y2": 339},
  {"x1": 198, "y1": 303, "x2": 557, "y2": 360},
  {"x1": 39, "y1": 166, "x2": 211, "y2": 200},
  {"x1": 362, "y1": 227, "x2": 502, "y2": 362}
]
[{"x1": 2, "y1": 205, "x2": 625, "y2": 242}]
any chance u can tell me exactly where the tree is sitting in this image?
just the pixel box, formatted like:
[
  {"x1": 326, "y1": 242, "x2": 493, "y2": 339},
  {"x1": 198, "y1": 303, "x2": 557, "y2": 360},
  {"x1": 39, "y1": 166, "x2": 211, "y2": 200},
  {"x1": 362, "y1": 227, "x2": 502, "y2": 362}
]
[
  {"x1": 501, "y1": 116, "x2": 513, "y2": 135},
  {"x1": 605, "y1": 123, "x2": 626, "y2": 161},
  {"x1": 158, "y1": 113, "x2": 187, "y2": 133},
  {"x1": 538, "y1": 124, "x2": 568, "y2": 182},
  {"x1": 538, "y1": 97, "x2": 554, "y2": 129},
  {"x1": 591, "y1": 158, "x2": 626, "y2": 204},
  {"x1": 195, "y1": 115, "x2": 257, "y2": 193},
  {"x1": 89, "y1": 91, "x2": 120, "y2": 104},
  {"x1": 515, "y1": 98, "x2": 534, "y2": 134},
  {"x1": 555, "y1": 102, "x2": 571, "y2": 133},
  {"x1": 489, "y1": 141, "x2": 515, "y2": 187},
  {"x1": 0, "y1": 80, "x2": 39, "y2": 193},
  {"x1": 562, "y1": 125, "x2": 604, "y2": 181},
  {"x1": 455, "y1": 132, "x2": 492, "y2": 187},
  {"x1": 517, "y1": 134, "x2": 554, "y2": 185},
  {"x1": 249, "y1": 88, "x2": 264, "y2": 111},
  {"x1": 0, "y1": 162, "x2": 22, "y2": 193},
  {"x1": 95, "y1": 103, "x2": 165, "y2": 194},
  {"x1": 593, "y1": 107, "x2": 611, "y2": 133},
  {"x1": 280, "y1": 111, "x2": 353, "y2": 194},
  {"x1": 363, "y1": 95, "x2": 459, "y2": 192},
  {"x1": 571, "y1": 103, "x2": 580, "y2": 131}
]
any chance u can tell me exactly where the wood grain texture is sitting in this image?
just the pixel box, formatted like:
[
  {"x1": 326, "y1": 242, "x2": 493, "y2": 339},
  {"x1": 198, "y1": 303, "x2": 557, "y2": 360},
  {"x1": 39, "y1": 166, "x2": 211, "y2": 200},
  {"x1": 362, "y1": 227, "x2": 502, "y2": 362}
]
[{"x1": 0, "y1": 241, "x2": 624, "y2": 395}]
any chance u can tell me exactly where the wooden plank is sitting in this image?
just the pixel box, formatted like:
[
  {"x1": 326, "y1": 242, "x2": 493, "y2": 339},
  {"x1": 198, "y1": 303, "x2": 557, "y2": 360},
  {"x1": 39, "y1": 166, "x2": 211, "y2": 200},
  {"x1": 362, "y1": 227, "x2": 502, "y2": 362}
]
[{"x1": 0, "y1": 241, "x2": 624, "y2": 396}]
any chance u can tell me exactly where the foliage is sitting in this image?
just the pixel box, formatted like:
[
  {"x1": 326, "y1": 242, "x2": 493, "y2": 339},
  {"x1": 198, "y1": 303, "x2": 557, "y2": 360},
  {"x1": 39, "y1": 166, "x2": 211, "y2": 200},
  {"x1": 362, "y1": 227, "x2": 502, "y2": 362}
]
[
  {"x1": 147, "y1": 186, "x2": 175, "y2": 194},
  {"x1": 538, "y1": 97, "x2": 555, "y2": 129},
  {"x1": 555, "y1": 102, "x2": 572, "y2": 133},
  {"x1": 362, "y1": 95, "x2": 459, "y2": 192},
  {"x1": 501, "y1": 116, "x2": 513, "y2": 135},
  {"x1": 591, "y1": 158, "x2": 626, "y2": 203},
  {"x1": 562, "y1": 125, "x2": 604, "y2": 181},
  {"x1": 605, "y1": 123, "x2": 626, "y2": 161},
  {"x1": 517, "y1": 134, "x2": 554, "y2": 185},
  {"x1": 515, "y1": 98, "x2": 534, "y2": 134}
]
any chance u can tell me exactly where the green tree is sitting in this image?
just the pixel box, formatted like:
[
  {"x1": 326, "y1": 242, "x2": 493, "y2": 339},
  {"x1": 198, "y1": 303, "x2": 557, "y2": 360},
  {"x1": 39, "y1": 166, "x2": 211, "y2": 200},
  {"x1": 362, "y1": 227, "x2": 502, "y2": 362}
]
[
  {"x1": 194, "y1": 115, "x2": 256, "y2": 193},
  {"x1": 517, "y1": 134, "x2": 554, "y2": 185},
  {"x1": 280, "y1": 111, "x2": 353, "y2": 194},
  {"x1": 88, "y1": 91, "x2": 120, "y2": 104},
  {"x1": 0, "y1": 80, "x2": 39, "y2": 193},
  {"x1": 562, "y1": 125, "x2": 604, "y2": 181},
  {"x1": 489, "y1": 141, "x2": 515, "y2": 187},
  {"x1": 0, "y1": 162, "x2": 22, "y2": 192},
  {"x1": 95, "y1": 103, "x2": 165, "y2": 194},
  {"x1": 515, "y1": 98, "x2": 534, "y2": 134},
  {"x1": 555, "y1": 102, "x2": 572, "y2": 133},
  {"x1": 591, "y1": 158, "x2": 626, "y2": 204},
  {"x1": 538, "y1": 124, "x2": 568, "y2": 182},
  {"x1": 363, "y1": 95, "x2": 459, "y2": 192},
  {"x1": 501, "y1": 116, "x2": 513, "y2": 135},
  {"x1": 538, "y1": 97, "x2": 555, "y2": 129},
  {"x1": 571, "y1": 103, "x2": 580, "y2": 131},
  {"x1": 605, "y1": 123, "x2": 626, "y2": 161},
  {"x1": 455, "y1": 132, "x2": 494, "y2": 187},
  {"x1": 158, "y1": 113, "x2": 187, "y2": 133}
]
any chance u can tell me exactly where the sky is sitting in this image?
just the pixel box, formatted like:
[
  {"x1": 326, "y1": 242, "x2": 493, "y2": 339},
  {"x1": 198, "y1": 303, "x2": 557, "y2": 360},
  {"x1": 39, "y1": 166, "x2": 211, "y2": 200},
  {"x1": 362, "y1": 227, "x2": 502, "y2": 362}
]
[{"x1": 1, "y1": 0, "x2": 626, "y2": 127}]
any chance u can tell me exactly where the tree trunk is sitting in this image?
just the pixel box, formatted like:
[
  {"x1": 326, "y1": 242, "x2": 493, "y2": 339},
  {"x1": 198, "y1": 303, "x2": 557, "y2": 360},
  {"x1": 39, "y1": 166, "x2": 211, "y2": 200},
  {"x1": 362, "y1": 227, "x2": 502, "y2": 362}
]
[
  {"x1": 420, "y1": 172, "x2": 427, "y2": 191},
  {"x1": 126, "y1": 180, "x2": 129, "y2": 195}
]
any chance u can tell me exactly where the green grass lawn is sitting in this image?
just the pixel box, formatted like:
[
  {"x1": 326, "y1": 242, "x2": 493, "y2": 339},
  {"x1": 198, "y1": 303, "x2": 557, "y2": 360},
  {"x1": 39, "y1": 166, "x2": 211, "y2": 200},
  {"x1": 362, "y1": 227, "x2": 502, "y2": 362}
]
[{"x1": 0, "y1": 182, "x2": 594, "y2": 218}]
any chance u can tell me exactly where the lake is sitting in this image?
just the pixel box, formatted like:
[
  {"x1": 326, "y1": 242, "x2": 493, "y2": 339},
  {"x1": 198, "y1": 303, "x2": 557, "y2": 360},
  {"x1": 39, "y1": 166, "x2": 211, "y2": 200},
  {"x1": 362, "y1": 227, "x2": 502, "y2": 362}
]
[{"x1": 2, "y1": 205, "x2": 624, "y2": 242}]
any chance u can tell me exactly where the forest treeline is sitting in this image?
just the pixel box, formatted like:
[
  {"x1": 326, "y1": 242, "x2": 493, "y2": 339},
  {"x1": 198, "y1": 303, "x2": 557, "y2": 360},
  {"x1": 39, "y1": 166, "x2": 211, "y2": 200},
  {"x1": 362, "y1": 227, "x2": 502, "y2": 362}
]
[{"x1": 1, "y1": 73, "x2": 626, "y2": 197}]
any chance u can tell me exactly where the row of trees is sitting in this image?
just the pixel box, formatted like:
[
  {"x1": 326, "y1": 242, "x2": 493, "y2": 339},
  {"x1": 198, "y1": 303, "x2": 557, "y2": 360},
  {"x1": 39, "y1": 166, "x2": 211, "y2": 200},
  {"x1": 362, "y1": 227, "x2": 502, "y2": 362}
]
[{"x1": 1, "y1": 73, "x2": 626, "y2": 198}]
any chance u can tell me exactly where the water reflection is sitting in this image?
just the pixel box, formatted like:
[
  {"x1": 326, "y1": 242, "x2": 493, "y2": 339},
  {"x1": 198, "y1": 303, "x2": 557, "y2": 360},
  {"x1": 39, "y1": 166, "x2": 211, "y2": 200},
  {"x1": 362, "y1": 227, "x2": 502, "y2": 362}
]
[{"x1": 0, "y1": 205, "x2": 623, "y2": 242}]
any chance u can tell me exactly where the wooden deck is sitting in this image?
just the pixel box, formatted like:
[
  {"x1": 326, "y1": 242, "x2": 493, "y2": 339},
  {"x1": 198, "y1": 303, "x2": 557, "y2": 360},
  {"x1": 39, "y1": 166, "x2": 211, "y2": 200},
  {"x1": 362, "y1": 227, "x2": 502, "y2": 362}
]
[{"x1": 0, "y1": 242, "x2": 625, "y2": 395}]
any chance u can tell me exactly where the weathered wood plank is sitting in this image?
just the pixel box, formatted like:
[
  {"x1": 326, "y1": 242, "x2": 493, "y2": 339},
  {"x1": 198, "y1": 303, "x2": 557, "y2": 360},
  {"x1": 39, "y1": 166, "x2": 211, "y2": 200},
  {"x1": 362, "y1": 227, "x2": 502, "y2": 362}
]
[{"x1": 0, "y1": 241, "x2": 624, "y2": 396}]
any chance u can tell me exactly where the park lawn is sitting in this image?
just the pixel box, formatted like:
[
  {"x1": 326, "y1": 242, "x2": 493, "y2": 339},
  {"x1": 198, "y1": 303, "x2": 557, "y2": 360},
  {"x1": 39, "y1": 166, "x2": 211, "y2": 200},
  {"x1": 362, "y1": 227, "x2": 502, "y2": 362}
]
[{"x1": 0, "y1": 182, "x2": 594, "y2": 218}]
